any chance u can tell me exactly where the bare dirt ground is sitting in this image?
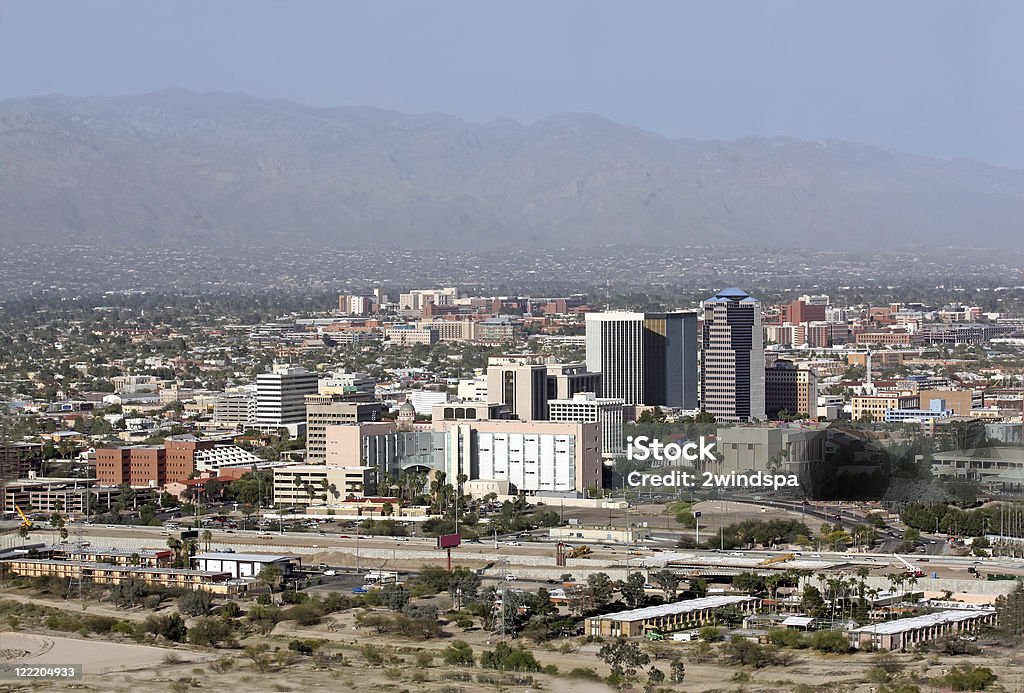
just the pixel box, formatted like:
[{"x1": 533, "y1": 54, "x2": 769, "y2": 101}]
[
  {"x1": 0, "y1": 630, "x2": 210, "y2": 674},
  {"x1": 2, "y1": 587, "x2": 1022, "y2": 692}
]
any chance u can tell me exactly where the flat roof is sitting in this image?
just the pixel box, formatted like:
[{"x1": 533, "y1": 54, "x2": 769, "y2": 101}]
[
  {"x1": 780, "y1": 616, "x2": 814, "y2": 627},
  {"x1": 850, "y1": 609, "x2": 995, "y2": 635},
  {"x1": 1, "y1": 558, "x2": 228, "y2": 578},
  {"x1": 600, "y1": 595, "x2": 756, "y2": 623},
  {"x1": 193, "y1": 552, "x2": 294, "y2": 563}
]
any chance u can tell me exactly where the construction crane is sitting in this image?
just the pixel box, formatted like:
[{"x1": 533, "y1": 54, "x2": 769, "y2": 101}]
[
  {"x1": 893, "y1": 553, "x2": 925, "y2": 578},
  {"x1": 15, "y1": 505, "x2": 33, "y2": 528},
  {"x1": 759, "y1": 553, "x2": 795, "y2": 567}
]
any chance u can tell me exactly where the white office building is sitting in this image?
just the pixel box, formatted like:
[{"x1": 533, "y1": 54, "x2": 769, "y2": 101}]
[
  {"x1": 255, "y1": 366, "x2": 318, "y2": 428},
  {"x1": 548, "y1": 392, "x2": 625, "y2": 461}
]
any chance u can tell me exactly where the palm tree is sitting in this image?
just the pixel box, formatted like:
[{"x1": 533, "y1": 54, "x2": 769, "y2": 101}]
[
  {"x1": 166, "y1": 537, "x2": 183, "y2": 567},
  {"x1": 181, "y1": 538, "x2": 199, "y2": 567},
  {"x1": 200, "y1": 529, "x2": 213, "y2": 552},
  {"x1": 855, "y1": 566, "x2": 870, "y2": 600}
]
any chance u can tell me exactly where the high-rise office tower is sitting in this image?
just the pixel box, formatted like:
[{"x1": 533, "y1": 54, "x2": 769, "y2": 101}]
[
  {"x1": 486, "y1": 355, "x2": 548, "y2": 421},
  {"x1": 700, "y1": 288, "x2": 765, "y2": 422},
  {"x1": 584, "y1": 312, "x2": 698, "y2": 408},
  {"x1": 764, "y1": 359, "x2": 817, "y2": 419},
  {"x1": 255, "y1": 365, "x2": 318, "y2": 428}
]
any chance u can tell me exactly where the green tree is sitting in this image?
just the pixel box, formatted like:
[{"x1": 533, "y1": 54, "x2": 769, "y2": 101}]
[
  {"x1": 669, "y1": 658, "x2": 686, "y2": 683},
  {"x1": 598, "y1": 638, "x2": 650, "y2": 686},
  {"x1": 619, "y1": 572, "x2": 647, "y2": 608},
  {"x1": 585, "y1": 571, "x2": 614, "y2": 612},
  {"x1": 654, "y1": 570, "x2": 680, "y2": 601},
  {"x1": 187, "y1": 616, "x2": 234, "y2": 647}
]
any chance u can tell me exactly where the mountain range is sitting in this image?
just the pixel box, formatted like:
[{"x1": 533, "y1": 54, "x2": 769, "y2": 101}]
[{"x1": 1, "y1": 89, "x2": 1021, "y2": 249}]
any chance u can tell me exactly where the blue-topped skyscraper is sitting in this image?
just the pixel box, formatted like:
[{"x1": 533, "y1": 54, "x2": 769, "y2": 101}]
[
  {"x1": 585, "y1": 311, "x2": 697, "y2": 409},
  {"x1": 700, "y1": 288, "x2": 765, "y2": 422}
]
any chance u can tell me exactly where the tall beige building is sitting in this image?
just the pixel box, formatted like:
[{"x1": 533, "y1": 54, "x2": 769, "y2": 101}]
[{"x1": 305, "y1": 398, "x2": 386, "y2": 463}]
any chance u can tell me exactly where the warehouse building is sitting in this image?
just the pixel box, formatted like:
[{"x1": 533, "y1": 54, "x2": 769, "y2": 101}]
[
  {"x1": 584, "y1": 594, "x2": 759, "y2": 637},
  {"x1": 191, "y1": 552, "x2": 295, "y2": 581},
  {"x1": 847, "y1": 609, "x2": 997, "y2": 651}
]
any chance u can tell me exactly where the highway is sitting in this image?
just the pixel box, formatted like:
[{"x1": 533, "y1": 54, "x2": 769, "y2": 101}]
[{"x1": 6, "y1": 519, "x2": 1021, "y2": 583}]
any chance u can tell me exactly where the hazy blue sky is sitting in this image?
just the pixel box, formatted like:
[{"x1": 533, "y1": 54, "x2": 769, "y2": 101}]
[{"x1": 2, "y1": 1, "x2": 1022, "y2": 166}]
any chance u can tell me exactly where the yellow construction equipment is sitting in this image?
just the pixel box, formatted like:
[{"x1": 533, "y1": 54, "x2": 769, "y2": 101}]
[
  {"x1": 15, "y1": 505, "x2": 33, "y2": 528},
  {"x1": 759, "y1": 553, "x2": 795, "y2": 567},
  {"x1": 567, "y1": 545, "x2": 592, "y2": 559}
]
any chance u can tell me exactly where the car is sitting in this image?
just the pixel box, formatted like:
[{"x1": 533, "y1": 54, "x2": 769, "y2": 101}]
[
  {"x1": 504, "y1": 574, "x2": 517, "y2": 581},
  {"x1": 546, "y1": 579, "x2": 559, "y2": 584},
  {"x1": 220, "y1": 548, "x2": 235, "y2": 553},
  {"x1": 505, "y1": 541, "x2": 521, "y2": 546},
  {"x1": 811, "y1": 554, "x2": 822, "y2": 558},
  {"x1": 318, "y1": 530, "x2": 326, "y2": 535},
  {"x1": 316, "y1": 563, "x2": 329, "y2": 570},
  {"x1": 729, "y1": 552, "x2": 744, "y2": 557},
  {"x1": 395, "y1": 537, "x2": 409, "y2": 542},
  {"x1": 105, "y1": 525, "x2": 116, "y2": 528},
  {"x1": 324, "y1": 570, "x2": 338, "y2": 576},
  {"x1": 916, "y1": 558, "x2": 929, "y2": 562},
  {"x1": 256, "y1": 530, "x2": 270, "y2": 536},
  {"x1": 339, "y1": 535, "x2": 351, "y2": 539},
  {"x1": 351, "y1": 586, "x2": 367, "y2": 593}
]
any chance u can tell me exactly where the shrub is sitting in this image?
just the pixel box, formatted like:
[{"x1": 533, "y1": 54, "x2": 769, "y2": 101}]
[
  {"x1": 565, "y1": 667, "x2": 601, "y2": 680},
  {"x1": 442, "y1": 639, "x2": 475, "y2": 666},
  {"x1": 280, "y1": 590, "x2": 308, "y2": 605},
  {"x1": 219, "y1": 601, "x2": 242, "y2": 618},
  {"x1": 810, "y1": 630, "x2": 850, "y2": 654},
  {"x1": 944, "y1": 664, "x2": 997, "y2": 691},
  {"x1": 767, "y1": 628, "x2": 808, "y2": 649},
  {"x1": 480, "y1": 642, "x2": 541, "y2": 672},
  {"x1": 361, "y1": 644, "x2": 385, "y2": 666},
  {"x1": 415, "y1": 651, "x2": 433, "y2": 668},
  {"x1": 288, "y1": 639, "x2": 321, "y2": 655},
  {"x1": 144, "y1": 613, "x2": 188, "y2": 642},
  {"x1": 698, "y1": 625, "x2": 723, "y2": 642},
  {"x1": 187, "y1": 616, "x2": 234, "y2": 648},
  {"x1": 178, "y1": 591, "x2": 213, "y2": 617},
  {"x1": 286, "y1": 600, "x2": 325, "y2": 626}
]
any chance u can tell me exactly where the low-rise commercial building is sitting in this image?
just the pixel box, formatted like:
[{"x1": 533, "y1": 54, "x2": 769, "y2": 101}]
[
  {"x1": 191, "y1": 552, "x2": 295, "y2": 581},
  {"x1": 272, "y1": 464, "x2": 377, "y2": 505},
  {"x1": 847, "y1": 609, "x2": 996, "y2": 651},
  {"x1": 1, "y1": 558, "x2": 240, "y2": 594},
  {"x1": 584, "y1": 595, "x2": 760, "y2": 637}
]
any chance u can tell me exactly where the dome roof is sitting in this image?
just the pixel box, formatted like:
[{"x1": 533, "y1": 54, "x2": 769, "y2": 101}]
[{"x1": 399, "y1": 401, "x2": 416, "y2": 414}]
